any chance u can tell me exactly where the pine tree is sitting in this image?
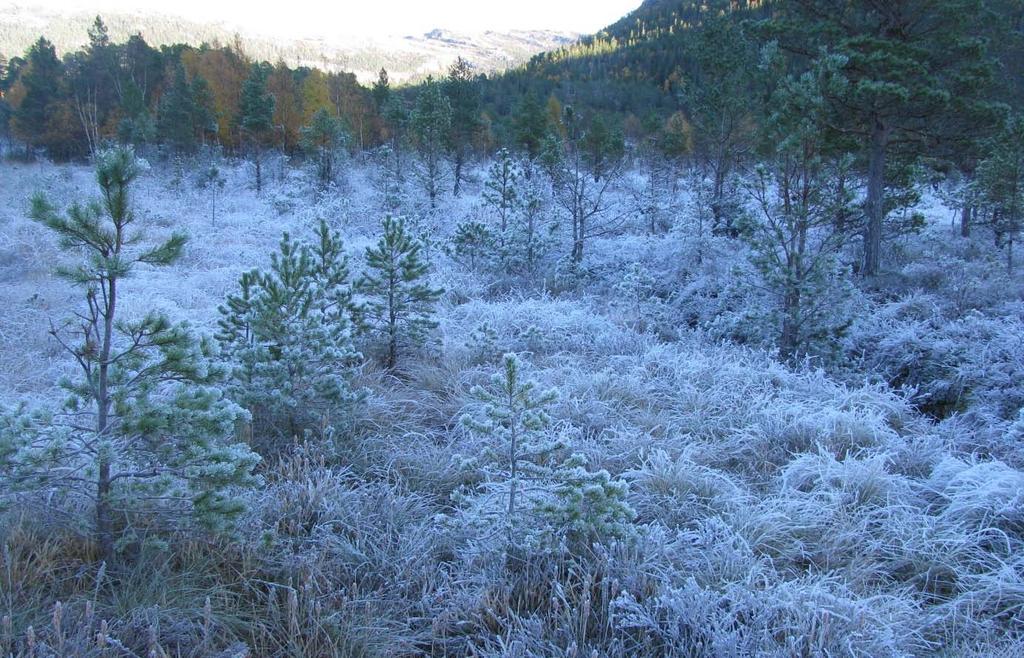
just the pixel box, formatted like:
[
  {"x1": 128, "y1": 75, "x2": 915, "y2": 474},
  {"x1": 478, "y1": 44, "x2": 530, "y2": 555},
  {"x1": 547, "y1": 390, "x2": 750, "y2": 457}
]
[
  {"x1": 976, "y1": 114, "x2": 1024, "y2": 273},
  {"x1": 11, "y1": 37, "x2": 63, "y2": 156},
  {"x1": 68, "y1": 16, "x2": 118, "y2": 155},
  {"x1": 8, "y1": 147, "x2": 260, "y2": 560},
  {"x1": 371, "y1": 68, "x2": 391, "y2": 111},
  {"x1": 461, "y1": 353, "x2": 560, "y2": 547},
  {"x1": 382, "y1": 96, "x2": 409, "y2": 186},
  {"x1": 358, "y1": 216, "x2": 443, "y2": 369},
  {"x1": 460, "y1": 354, "x2": 633, "y2": 551},
  {"x1": 0, "y1": 54, "x2": 10, "y2": 149},
  {"x1": 449, "y1": 219, "x2": 494, "y2": 271},
  {"x1": 741, "y1": 61, "x2": 858, "y2": 361},
  {"x1": 483, "y1": 147, "x2": 520, "y2": 237},
  {"x1": 513, "y1": 94, "x2": 549, "y2": 165},
  {"x1": 444, "y1": 57, "x2": 481, "y2": 196},
  {"x1": 117, "y1": 79, "x2": 156, "y2": 147},
  {"x1": 190, "y1": 73, "x2": 217, "y2": 146},
  {"x1": 411, "y1": 77, "x2": 452, "y2": 207},
  {"x1": 301, "y1": 108, "x2": 348, "y2": 190},
  {"x1": 217, "y1": 220, "x2": 361, "y2": 451},
  {"x1": 238, "y1": 62, "x2": 275, "y2": 192},
  {"x1": 158, "y1": 63, "x2": 198, "y2": 152},
  {"x1": 682, "y1": 16, "x2": 759, "y2": 236},
  {"x1": 197, "y1": 162, "x2": 226, "y2": 225},
  {"x1": 771, "y1": 0, "x2": 996, "y2": 275},
  {"x1": 510, "y1": 173, "x2": 554, "y2": 278}
]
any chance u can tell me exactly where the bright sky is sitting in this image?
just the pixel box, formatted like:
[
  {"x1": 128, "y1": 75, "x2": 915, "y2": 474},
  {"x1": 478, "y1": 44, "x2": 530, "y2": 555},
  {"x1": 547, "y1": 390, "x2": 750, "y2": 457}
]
[{"x1": 29, "y1": 0, "x2": 643, "y2": 37}]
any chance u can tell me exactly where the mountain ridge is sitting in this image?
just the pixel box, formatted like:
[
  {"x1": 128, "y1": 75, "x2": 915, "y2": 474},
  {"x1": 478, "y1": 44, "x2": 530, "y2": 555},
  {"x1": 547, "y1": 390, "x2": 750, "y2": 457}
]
[{"x1": 0, "y1": 3, "x2": 579, "y2": 84}]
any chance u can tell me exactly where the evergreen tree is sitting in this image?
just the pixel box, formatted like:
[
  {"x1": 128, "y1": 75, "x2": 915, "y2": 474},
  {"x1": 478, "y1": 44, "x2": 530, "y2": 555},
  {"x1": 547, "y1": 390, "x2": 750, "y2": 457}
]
[
  {"x1": 11, "y1": 37, "x2": 64, "y2": 156},
  {"x1": 382, "y1": 96, "x2": 409, "y2": 186},
  {"x1": 157, "y1": 63, "x2": 198, "y2": 152},
  {"x1": 444, "y1": 57, "x2": 482, "y2": 196},
  {"x1": 460, "y1": 354, "x2": 633, "y2": 551},
  {"x1": 190, "y1": 73, "x2": 218, "y2": 146},
  {"x1": 510, "y1": 173, "x2": 554, "y2": 278},
  {"x1": 741, "y1": 61, "x2": 858, "y2": 361},
  {"x1": 301, "y1": 108, "x2": 348, "y2": 190},
  {"x1": 67, "y1": 16, "x2": 118, "y2": 155},
  {"x1": 682, "y1": 16, "x2": 759, "y2": 236},
  {"x1": 196, "y1": 162, "x2": 226, "y2": 225},
  {"x1": 358, "y1": 216, "x2": 443, "y2": 369},
  {"x1": 117, "y1": 79, "x2": 156, "y2": 147},
  {"x1": 975, "y1": 114, "x2": 1024, "y2": 273},
  {"x1": 238, "y1": 62, "x2": 275, "y2": 192},
  {"x1": 770, "y1": 0, "x2": 996, "y2": 275},
  {"x1": 217, "y1": 220, "x2": 361, "y2": 450},
  {"x1": 371, "y1": 67, "x2": 391, "y2": 112},
  {"x1": 513, "y1": 93, "x2": 549, "y2": 165},
  {"x1": 411, "y1": 77, "x2": 452, "y2": 207},
  {"x1": 449, "y1": 219, "x2": 494, "y2": 271},
  {"x1": 482, "y1": 147, "x2": 520, "y2": 237},
  {"x1": 0, "y1": 54, "x2": 10, "y2": 150},
  {"x1": 461, "y1": 353, "x2": 560, "y2": 547},
  {"x1": 8, "y1": 147, "x2": 260, "y2": 560}
]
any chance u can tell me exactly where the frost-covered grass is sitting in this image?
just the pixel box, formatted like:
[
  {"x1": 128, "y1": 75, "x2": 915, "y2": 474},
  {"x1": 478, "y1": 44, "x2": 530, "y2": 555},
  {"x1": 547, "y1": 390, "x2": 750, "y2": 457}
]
[{"x1": 1, "y1": 154, "x2": 1023, "y2": 656}]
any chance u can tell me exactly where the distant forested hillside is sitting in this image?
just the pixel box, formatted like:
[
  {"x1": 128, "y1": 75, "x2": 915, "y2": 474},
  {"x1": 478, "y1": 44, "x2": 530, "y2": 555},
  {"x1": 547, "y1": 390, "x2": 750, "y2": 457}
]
[{"x1": 0, "y1": 4, "x2": 576, "y2": 84}]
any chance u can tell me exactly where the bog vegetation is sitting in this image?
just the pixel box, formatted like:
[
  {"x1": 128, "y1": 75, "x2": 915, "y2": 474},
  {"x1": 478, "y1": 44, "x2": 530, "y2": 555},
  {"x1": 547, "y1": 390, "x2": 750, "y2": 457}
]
[{"x1": 1, "y1": 1, "x2": 1023, "y2": 656}]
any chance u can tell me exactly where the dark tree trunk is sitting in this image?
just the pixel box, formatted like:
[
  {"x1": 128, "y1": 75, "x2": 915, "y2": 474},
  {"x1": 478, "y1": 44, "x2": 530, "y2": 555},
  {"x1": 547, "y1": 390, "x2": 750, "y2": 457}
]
[
  {"x1": 453, "y1": 152, "x2": 464, "y2": 196},
  {"x1": 863, "y1": 121, "x2": 889, "y2": 276}
]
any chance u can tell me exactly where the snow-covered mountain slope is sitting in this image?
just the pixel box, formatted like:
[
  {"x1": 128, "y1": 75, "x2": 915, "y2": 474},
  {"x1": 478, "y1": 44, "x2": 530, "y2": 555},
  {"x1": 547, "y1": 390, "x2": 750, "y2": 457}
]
[{"x1": 0, "y1": 3, "x2": 578, "y2": 83}]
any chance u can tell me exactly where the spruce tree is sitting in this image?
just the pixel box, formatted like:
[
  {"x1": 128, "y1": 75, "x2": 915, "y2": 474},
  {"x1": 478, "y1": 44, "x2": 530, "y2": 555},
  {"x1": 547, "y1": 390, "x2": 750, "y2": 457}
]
[
  {"x1": 6, "y1": 147, "x2": 260, "y2": 561},
  {"x1": 358, "y1": 216, "x2": 443, "y2": 369}
]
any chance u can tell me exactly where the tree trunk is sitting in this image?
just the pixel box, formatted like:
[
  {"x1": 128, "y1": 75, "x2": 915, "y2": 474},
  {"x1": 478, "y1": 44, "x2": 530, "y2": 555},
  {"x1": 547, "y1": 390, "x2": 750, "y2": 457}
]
[
  {"x1": 711, "y1": 166, "x2": 725, "y2": 233},
  {"x1": 96, "y1": 278, "x2": 116, "y2": 563},
  {"x1": 507, "y1": 404, "x2": 517, "y2": 546},
  {"x1": 780, "y1": 286, "x2": 800, "y2": 362},
  {"x1": 453, "y1": 152, "x2": 464, "y2": 197},
  {"x1": 386, "y1": 275, "x2": 398, "y2": 369},
  {"x1": 960, "y1": 205, "x2": 972, "y2": 238},
  {"x1": 863, "y1": 121, "x2": 889, "y2": 276}
]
